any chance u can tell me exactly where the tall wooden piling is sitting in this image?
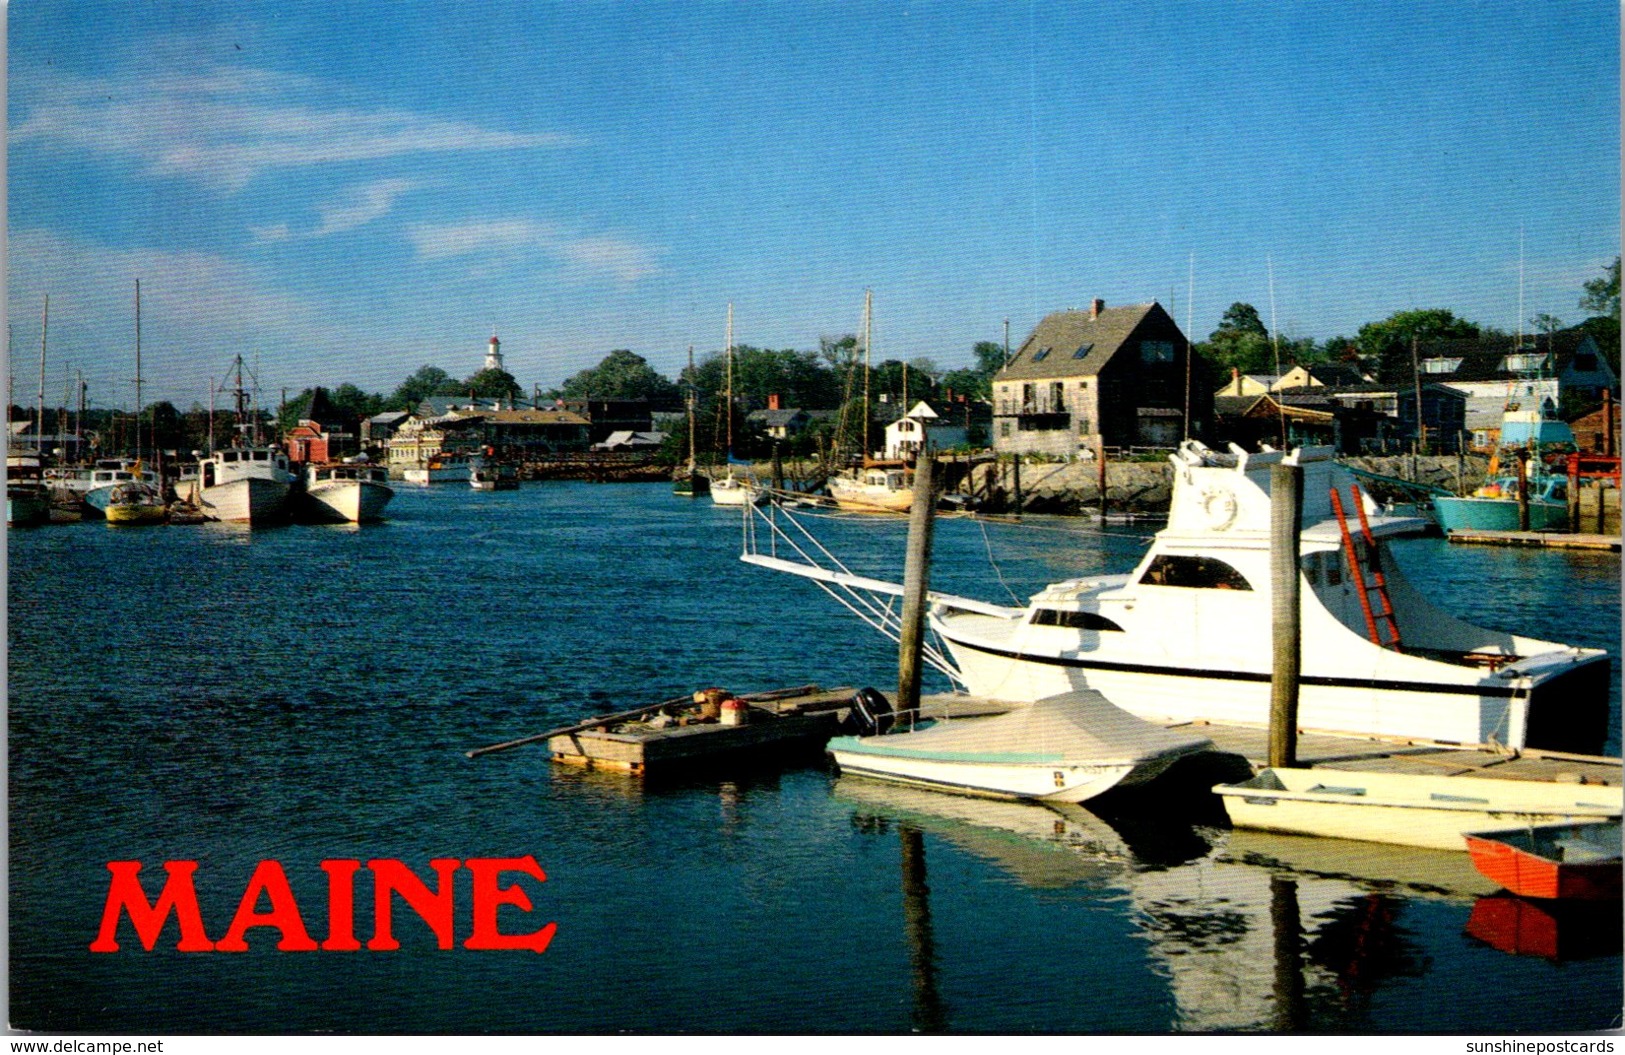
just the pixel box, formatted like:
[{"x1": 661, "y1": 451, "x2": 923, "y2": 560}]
[
  {"x1": 1269, "y1": 462, "x2": 1303, "y2": 769},
  {"x1": 897, "y1": 454, "x2": 939, "y2": 728},
  {"x1": 1097, "y1": 440, "x2": 1109, "y2": 520},
  {"x1": 1515, "y1": 450, "x2": 1531, "y2": 531},
  {"x1": 1011, "y1": 452, "x2": 1022, "y2": 516},
  {"x1": 1567, "y1": 453, "x2": 1581, "y2": 533}
]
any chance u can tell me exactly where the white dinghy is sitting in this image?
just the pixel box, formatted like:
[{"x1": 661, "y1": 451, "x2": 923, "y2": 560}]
[{"x1": 828, "y1": 689, "x2": 1213, "y2": 803}]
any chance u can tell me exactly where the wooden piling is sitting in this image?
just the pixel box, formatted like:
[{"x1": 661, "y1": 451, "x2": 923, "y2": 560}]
[
  {"x1": 897, "y1": 453, "x2": 939, "y2": 728},
  {"x1": 1011, "y1": 452, "x2": 1022, "y2": 516},
  {"x1": 1567, "y1": 453, "x2": 1581, "y2": 533},
  {"x1": 1097, "y1": 440, "x2": 1108, "y2": 521},
  {"x1": 1269, "y1": 462, "x2": 1303, "y2": 769},
  {"x1": 1515, "y1": 449, "x2": 1531, "y2": 532}
]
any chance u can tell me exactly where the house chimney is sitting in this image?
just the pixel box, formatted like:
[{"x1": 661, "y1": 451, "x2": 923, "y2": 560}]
[
  {"x1": 1089, "y1": 298, "x2": 1105, "y2": 320},
  {"x1": 769, "y1": 393, "x2": 781, "y2": 411}
]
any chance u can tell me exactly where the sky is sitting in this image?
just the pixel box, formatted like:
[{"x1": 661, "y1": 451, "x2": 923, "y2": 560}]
[{"x1": 6, "y1": 0, "x2": 1619, "y2": 410}]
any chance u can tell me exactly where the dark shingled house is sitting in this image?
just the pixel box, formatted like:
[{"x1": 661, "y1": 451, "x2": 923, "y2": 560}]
[{"x1": 992, "y1": 299, "x2": 1209, "y2": 456}]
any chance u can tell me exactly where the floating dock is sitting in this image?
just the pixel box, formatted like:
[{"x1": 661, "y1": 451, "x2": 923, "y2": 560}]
[
  {"x1": 917, "y1": 693, "x2": 1621, "y2": 788},
  {"x1": 1446, "y1": 530, "x2": 1620, "y2": 552},
  {"x1": 547, "y1": 688, "x2": 850, "y2": 774}
]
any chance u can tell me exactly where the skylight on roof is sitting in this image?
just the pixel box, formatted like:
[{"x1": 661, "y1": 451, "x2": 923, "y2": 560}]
[
  {"x1": 1073, "y1": 343, "x2": 1093, "y2": 359},
  {"x1": 1032, "y1": 347, "x2": 1052, "y2": 362}
]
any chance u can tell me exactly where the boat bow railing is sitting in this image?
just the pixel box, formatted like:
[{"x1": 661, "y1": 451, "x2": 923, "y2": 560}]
[{"x1": 740, "y1": 499, "x2": 1011, "y2": 687}]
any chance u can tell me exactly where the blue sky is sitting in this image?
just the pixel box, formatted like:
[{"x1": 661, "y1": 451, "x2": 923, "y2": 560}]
[{"x1": 7, "y1": 0, "x2": 1619, "y2": 410}]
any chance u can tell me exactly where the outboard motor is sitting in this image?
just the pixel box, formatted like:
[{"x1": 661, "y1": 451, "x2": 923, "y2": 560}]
[{"x1": 846, "y1": 686, "x2": 894, "y2": 736}]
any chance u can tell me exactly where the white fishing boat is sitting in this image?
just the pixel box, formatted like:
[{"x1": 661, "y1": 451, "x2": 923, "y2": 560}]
[
  {"x1": 7, "y1": 452, "x2": 50, "y2": 527},
  {"x1": 83, "y1": 459, "x2": 161, "y2": 518},
  {"x1": 303, "y1": 462, "x2": 393, "y2": 523},
  {"x1": 470, "y1": 462, "x2": 519, "y2": 491},
  {"x1": 828, "y1": 462, "x2": 914, "y2": 513},
  {"x1": 828, "y1": 690, "x2": 1213, "y2": 803},
  {"x1": 744, "y1": 439, "x2": 1611, "y2": 755},
  {"x1": 1213, "y1": 767, "x2": 1622, "y2": 852},
  {"x1": 173, "y1": 446, "x2": 295, "y2": 524},
  {"x1": 403, "y1": 449, "x2": 480, "y2": 484}
]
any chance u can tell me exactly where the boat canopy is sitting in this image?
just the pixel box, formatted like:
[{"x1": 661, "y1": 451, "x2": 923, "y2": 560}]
[{"x1": 841, "y1": 690, "x2": 1212, "y2": 767}]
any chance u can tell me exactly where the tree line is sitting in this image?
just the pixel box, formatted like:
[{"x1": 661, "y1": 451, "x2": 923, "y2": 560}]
[{"x1": 23, "y1": 257, "x2": 1615, "y2": 461}]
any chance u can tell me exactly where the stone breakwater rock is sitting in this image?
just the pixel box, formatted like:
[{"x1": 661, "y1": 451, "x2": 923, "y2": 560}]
[{"x1": 953, "y1": 454, "x2": 1492, "y2": 516}]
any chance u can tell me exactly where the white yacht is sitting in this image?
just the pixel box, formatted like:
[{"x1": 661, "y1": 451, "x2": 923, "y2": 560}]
[
  {"x1": 173, "y1": 446, "x2": 295, "y2": 524},
  {"x1": 303, "y1": 462, "x2": 393, "y2": 523},
  {"x1": 403, "y1": 450, "x2": 480, "y2": 484},
  {"x1": 746, "y1": 440, "x2": 1610, "y2": 756},
  {"x1": 929, "y1": 442, "x2": 1608, "y2": 754}
]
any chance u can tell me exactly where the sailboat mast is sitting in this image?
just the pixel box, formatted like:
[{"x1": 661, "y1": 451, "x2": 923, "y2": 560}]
[
  {"x1": 134, "y1": 279, "x2": 143, "y2": 462},
  {"x1": 725, "y1": 303, "x2": 734, "y2": 458},
  {"x1": 686, "y1": 345, "x2": 697, "y2": 471},
  {"x1": 862, "y1": 289, "x2": 872, "y2": 460},
  {"x1": 37, "y1": 295, "x2": 49, "y2": 454}
]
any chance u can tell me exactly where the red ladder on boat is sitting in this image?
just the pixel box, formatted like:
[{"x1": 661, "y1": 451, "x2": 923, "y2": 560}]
[{"x1": 1329, "y1": 484, "x2": 1402, "y2": 651}]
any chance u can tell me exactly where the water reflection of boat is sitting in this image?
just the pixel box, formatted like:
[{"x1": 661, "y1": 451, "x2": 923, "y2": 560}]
[
  {"x1": 1465, "y1": 893, "x2": 1623, "y2": 962},
  {"x1": 836, "y1": 771, "x2": 1452, "y2": 1032},
  {"x1": 829, "y1": 690, "x2": 1213, "y2": 803}
]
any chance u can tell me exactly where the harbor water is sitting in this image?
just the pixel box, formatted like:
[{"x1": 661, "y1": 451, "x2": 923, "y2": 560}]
[{"x1": 8, "y1": 482, "x2": 1621, "y2": 1033}]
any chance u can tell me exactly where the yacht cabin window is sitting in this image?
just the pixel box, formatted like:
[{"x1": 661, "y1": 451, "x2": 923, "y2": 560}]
[
  {"x1": 1029, "y1": 609, "x2": 1124, "y2": 631},
  {"x1": 1139, "y1": 554, "x2": 1252, "y2": 591}
]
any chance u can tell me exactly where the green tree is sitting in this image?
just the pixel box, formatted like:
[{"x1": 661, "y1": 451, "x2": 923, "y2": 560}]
[
  {"x1": 554, "y1": 350, "x2": 679, "y2": 404},
  {"x1": 1577, "y1": 256, "x2": 1621, "y2": 375},
  {"x1": 388, "y1": 365, "x2": 454, "y2": 410},
  {"x1": 462, "y1": 368, "x2": 523, "y2": 401},
  {"x1": 1204, "y1": 302, "x2": 1275, "y2": 374},
  {"x1": 1358, "y1": 309, "x2": 1481, "y2": 383}
]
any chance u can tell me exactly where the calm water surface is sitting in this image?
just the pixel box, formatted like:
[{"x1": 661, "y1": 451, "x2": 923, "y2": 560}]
[{"x1": 8, "y1": 482, "x2": 1621, "y2": 1033}]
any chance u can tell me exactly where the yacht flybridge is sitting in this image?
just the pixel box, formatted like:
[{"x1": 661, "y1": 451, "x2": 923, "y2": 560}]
[{"x1": 743, "y1": 441, "x2": 1610, "y2": 755}]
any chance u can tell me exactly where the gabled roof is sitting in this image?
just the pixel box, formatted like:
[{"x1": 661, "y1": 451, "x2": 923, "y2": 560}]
[
  {"x1": 746, "y1": 408, "x2": 810, "y2": 427},
  {"x1": 1407, "y1": 331, "x2": 1607, "y2": 384},
  {"x1": 995, "y1": 302, "x2": 1175, "y2": 382}
]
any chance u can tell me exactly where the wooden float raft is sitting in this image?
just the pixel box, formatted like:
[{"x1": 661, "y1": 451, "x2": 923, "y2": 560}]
[{"x1": 1446, "y1": 530, "x2": 1620, "y2": 552}]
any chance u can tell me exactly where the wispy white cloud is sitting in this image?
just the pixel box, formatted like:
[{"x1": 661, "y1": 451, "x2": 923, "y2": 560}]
[
  {"x1": 12, "y1": 66, "x2": 577, "y2": 193},
  {"x1": 250, "y1": 177, "x2": 425, "y2": 242},
  {"x1": 407, "y1": 219, "x2": 662, "y2": 284}
]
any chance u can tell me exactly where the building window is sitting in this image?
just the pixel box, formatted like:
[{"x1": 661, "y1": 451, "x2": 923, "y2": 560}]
[
  {"x1": 1138, "y1": 554, "x2": 1252, "y2": 590},
  {"x1": 1050, "y1": 381, "x2": 1064, "y2": 410},
  {"x1": 1032, "y1": 346, "x2": 1052, "y2": 362},
  {"x1": 1073, "y1": 343, "x2": 1093, "y2": 359},
  {"x1": 1029, "y1": 609, "x2": 1124, "y2": 631},
  {"x1": 1421, "y1": 357, "x2": 1463, "y2": 374},
  {"x1": 1141, "y1": 341, "x2": 1175, "y2": 363},
  {"x1": 1501, "y1": 353, "x2": 1548, "y2": 372},
  {"x1": 1000, "y1": 422, "x2": 1011, "y2": 437},
  {"x1": 1575, "y1": 353, "x2": 1599, "y2": 371}
]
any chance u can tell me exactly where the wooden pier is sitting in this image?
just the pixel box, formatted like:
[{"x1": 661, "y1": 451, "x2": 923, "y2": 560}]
[
  {"x1": 917, "y1": 693, "x2": 1622, "y2": 788},
  {"x1": 1446, "y1": 529, "x2": 1620, "y2": 551}
]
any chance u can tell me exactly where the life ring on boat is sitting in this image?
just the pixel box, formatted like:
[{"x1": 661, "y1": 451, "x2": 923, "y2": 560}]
[{"x1": 1199, "y1": 485, "x2": 1239, "y2": 530}]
